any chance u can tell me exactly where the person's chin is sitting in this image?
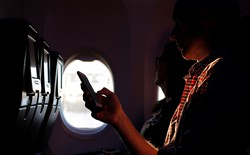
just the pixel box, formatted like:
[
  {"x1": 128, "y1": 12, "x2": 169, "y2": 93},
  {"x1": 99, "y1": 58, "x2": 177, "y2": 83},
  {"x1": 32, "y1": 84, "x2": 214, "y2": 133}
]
[
  {"x1": 176, "y1": 42, "x2": 183, "y2": 51},
  {"x1": 154, "y1": 80, "x2": 161, "y2": 85}
]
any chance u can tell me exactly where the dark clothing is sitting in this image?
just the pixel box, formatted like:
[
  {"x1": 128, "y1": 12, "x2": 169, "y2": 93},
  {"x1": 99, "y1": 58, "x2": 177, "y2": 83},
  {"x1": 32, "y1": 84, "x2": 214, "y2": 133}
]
[
  {"x1": 165, "y1": 50, "x2": 222, "y2": 144},
  {"x1": 159, "y1": 49, "x2": 250, "y2": 155},
  {"x1": 140, "y1": 97, "x2": 180, "y2": 148}
]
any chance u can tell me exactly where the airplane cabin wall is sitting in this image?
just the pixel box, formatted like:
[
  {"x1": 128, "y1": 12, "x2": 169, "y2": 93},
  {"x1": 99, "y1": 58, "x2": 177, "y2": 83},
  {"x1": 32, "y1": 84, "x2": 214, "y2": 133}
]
[{"x1": 1, "y1": 0, "x2": 249, "y2": 154}]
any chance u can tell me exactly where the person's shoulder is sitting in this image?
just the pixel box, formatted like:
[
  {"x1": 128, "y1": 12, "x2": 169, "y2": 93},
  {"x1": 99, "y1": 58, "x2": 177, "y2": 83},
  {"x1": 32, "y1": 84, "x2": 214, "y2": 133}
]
[{"x1": 151, "y1": 98, "x2": 167, "y2": 113}]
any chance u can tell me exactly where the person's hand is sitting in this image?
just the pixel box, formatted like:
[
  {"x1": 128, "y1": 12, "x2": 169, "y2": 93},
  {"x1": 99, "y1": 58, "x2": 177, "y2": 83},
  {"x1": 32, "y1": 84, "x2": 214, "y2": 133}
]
[{"x1": 81, "y1": 85, "x2": 123, "y2": 125}]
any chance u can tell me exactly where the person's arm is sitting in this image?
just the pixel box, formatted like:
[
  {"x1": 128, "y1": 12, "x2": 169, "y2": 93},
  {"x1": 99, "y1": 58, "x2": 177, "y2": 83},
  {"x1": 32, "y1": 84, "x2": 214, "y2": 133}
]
[
  {"x1": 112, "y1": 107, "x2": 158, "y2": 155},
  {"x1": 82, "y1": 86, "x2": 158, "y2": 155}
]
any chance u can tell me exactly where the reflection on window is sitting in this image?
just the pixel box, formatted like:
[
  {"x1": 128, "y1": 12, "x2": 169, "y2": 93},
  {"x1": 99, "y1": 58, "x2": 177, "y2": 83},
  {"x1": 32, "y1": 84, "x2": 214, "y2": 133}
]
[{"x1": 62, "y1": 59, "x2": 114, "y2": 129}]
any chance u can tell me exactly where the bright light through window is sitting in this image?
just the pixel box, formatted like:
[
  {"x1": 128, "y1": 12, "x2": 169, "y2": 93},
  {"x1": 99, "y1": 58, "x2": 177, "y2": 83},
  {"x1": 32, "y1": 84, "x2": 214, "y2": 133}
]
[
  {"x1": 157, "y1": 86, "x2": 164, "y2": 101},
  {"x1": 62, "y1": 59, "x2": 114, "y2": 129}
]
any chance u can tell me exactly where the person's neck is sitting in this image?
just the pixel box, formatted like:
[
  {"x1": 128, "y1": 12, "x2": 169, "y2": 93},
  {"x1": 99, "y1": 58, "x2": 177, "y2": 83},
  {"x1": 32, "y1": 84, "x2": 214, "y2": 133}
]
[{"x1": 184, "y1": 40, "x2": 213, "y2": 62}]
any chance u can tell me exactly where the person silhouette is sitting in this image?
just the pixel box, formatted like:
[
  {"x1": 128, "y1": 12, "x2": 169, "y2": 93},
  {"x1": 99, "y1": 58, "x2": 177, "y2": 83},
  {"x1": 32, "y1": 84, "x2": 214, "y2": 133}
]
[
  {"x1": 140, "y1": 41, "x2": 194, "y2": 148},
  {"x1": 81, "y1": 0, "x2": 249, "y2": 154}
]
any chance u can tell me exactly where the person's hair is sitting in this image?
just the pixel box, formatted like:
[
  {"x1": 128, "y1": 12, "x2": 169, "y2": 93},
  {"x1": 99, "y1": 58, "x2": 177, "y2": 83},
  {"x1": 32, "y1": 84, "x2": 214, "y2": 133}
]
[
  {"x1": 173, "y1": 0, "x2": 240, "y2": 49},
  {"x1": 173, "y1": 0, "x2": 240, "y2": 21}
]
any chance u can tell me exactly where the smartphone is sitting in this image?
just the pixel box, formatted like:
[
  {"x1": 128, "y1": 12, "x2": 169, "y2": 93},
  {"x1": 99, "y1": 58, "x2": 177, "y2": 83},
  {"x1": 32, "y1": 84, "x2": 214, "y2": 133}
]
[{"x1": 77, "y1": 71, "x2": 102, "y2": 108}]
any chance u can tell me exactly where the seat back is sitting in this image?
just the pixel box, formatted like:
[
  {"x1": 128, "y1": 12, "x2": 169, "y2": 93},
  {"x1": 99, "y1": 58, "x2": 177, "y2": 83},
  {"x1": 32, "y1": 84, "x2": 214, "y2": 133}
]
[
  {"x1": 35, "y1": 50, "x2": 64, "y2": 153},
  {"x1": 29, "y1": 38, "x2": 52, "y2": 154},
  {"x1": 0, "y1": 18, "x2": 64, "y2": 154},
  {"x1": 0, "y1": 17, "x2": 42, "y2": 154}
]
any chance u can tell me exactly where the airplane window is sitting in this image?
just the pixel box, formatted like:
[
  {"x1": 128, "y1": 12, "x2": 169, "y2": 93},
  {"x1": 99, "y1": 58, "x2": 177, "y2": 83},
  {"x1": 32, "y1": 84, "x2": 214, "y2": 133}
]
[
  {"x1": 61, "y1": 58, "x2": 114, "y2": 132},
  {"x1": 157, "y1": 86, "x2": 164, "y2": 101}
]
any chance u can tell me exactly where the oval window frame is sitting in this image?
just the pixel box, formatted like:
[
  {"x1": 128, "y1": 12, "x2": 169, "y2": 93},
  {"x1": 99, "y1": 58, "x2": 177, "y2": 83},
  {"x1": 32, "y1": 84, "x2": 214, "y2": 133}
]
[{"x1": 60, "y1": 52, "x2": 114, "y2": 139}]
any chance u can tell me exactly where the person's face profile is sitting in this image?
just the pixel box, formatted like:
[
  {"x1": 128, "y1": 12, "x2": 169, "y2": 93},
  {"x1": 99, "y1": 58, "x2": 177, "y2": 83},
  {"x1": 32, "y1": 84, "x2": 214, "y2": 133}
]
[
  {"x1": 154, "y1": 56, "x2": 167, "y2": 86},
  {"x1": 155, "y1": 56, "x2": 165, "y2": 70}
]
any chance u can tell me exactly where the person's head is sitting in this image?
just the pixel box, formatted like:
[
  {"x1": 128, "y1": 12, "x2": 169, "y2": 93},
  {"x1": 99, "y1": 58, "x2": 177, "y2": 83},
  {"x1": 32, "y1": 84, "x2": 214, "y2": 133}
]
[
  {"x1": 170, "y1": 0, "x2": 240, "y2": 61},
  {"x1": 155, "y1": 41, "x2": 194, "y2": 98}
]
